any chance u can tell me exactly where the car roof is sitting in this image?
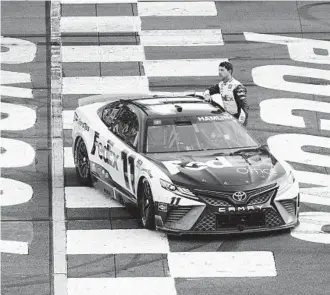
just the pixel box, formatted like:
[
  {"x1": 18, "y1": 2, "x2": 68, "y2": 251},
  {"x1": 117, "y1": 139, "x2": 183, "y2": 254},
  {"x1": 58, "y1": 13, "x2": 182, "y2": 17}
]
[{"x1": 124, "y1": 95, "x2": 225, "y2": 118}]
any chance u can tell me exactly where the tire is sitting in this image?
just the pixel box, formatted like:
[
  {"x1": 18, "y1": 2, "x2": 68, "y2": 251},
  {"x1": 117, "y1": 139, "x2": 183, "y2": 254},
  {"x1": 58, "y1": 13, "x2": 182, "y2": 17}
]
[
  {"x1": 74, "y1": 137, "x2": 92, "y2": 186},
  {"x1": 139, "y1": 179, "x2": 156, "y2": 230}
]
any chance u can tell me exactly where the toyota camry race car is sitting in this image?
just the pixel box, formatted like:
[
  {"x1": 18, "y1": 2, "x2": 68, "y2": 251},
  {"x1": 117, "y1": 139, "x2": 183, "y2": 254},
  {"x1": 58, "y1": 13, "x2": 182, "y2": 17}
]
[{"x1": 72, "y1": 92, "x2": 300, "y2": 235}]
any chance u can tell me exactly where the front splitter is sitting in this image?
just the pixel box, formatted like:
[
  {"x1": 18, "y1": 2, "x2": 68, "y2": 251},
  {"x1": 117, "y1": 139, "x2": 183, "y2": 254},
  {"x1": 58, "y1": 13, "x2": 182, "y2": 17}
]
[{"x1": 156, "y1": 220, "x2": 299, "y2": 236}]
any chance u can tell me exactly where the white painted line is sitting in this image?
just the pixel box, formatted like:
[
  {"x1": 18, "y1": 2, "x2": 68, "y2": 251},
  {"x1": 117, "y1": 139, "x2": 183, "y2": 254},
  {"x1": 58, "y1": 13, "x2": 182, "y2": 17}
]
[
  {"x1": 143, "y1": 59, "x2": 227, "y2": 77},
  {"x1": 54, "y1": 275, "x2": 67, "y2": 295},
  {"x1": 321, "y1": 119, "x2": 330, "y2": 131},
  {"x1": 253, "y1": 65, "x2": 330, "y2": 97},
  {"x1": 1, "y1": 70, "x2": 31, "y2": 84},
  {"x1": 64, "y1": 147, "x2": 74, "y2": 168},
  {"x1": 300, "y1": 187, "x2": 330, "y2": 206},
  {"x1": 138, "y1": 2, "x2": 217, "y2": 16},
  {"x1": 260, "y1": 98, "x2": 330, "y2": 130},
  {"x1": 301, "y1": 193, "x2": 330, "y2": 206},
  {"x1": 300, "y1": 186, "x2": 330, "y2": 198},
  {"x1": 51, "y1": 0, "x2": 68, "y2": 291},
  {"x1": 168, "y1": 251, "x2": 277, "y2": 277},
  {"x1": 67, "y1": 229, "x2": 170, "y2": 254},
  {"x1": 0, "y1": 138, "x2": 35, "y2": 168},
  {"x1": 62, "y1": 76, "x2": 149, "y2": 94},
  {"x1": 140, "y1": 29, "x2": 224, "y2": 46},
  {"x1": 0, "y1": 86, "x2": 32, "y2": 99},
  {"x1": 65, "y1": 186, "x2": 124, "y2": 208},
  {"x1": 61, "y1": 16, "x2": 141, "y2": 33},
  {"x1": 59, "y1": 0, "x2": 239, "y2": 2},
  {"x1": 1, "y1": 70, "x2": 32, "y2": 98},
  {"x1": 62, "y1": 45, "x2": 145, "y2": 62},
  {"x1": 291, "y1": 212, "x2": 330, "y2": 244},
  {"x1": 295, "y1": 170, "x2": 330, "y2": 187},
  {"x1": 68, "y1": 278, "x2": 177, "y2": 295},
  {"x1": 62, "y1": 110, "x2": 74, "y2": 130},
  {"x1": 61, "y1": 0, "x2": 137, "y2": 3},
  {"x1": 0, "y1": 102, "x2": 36, "y2": 131},
  {"x1": 1, "y1": 36, "x2": 37, "y2": 64},
  {"x1": 267, "y1": 134, "x2": 330, "y2": 168},
  {"x1": 0, "y1": 177, "x2": 33, "y2": 206},
  {"x1": 0, "y1": 240, "x2": 28, "y2": 255},
  {"x1": 62, "y1": 51, "x2": 225, "y2": 77},
  {"x1": 51, "y1": 2, "x2": 67, "y2": 295},
  {"x1": 244, "y1": 32, "x2": 330, "y2": 65}
]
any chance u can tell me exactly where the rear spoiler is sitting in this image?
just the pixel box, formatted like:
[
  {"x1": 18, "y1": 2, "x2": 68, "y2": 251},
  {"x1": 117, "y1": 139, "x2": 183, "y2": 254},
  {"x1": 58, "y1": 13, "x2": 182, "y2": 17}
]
[{"x1": 78, "y1": 91, "x2": 204, "y2": 107}]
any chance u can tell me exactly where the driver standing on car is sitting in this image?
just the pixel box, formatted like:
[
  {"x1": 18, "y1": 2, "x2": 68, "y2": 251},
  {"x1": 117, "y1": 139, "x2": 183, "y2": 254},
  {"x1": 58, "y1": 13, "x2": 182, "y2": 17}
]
[{"x1": 203, "y1": 61, "x2": 249, "y2": 126}]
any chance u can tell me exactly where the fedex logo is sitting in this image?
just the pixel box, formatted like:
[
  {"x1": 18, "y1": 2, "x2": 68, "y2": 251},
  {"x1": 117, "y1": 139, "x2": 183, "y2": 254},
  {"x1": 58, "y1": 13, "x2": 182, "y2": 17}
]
[
  {"x1": 91, "y1": 132, "x2": 119, "y2": 170},
  {"x1": 162, "y1": 157, "x2": 233, "y2": 175}
]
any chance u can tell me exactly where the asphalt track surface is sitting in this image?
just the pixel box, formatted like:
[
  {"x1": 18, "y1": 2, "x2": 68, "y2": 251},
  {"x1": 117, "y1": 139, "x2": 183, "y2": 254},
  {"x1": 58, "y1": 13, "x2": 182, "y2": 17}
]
[
  {"x1": 1, "y1": 2, "x2": 51, "y2": 295},
  {"x1": 1, "y1": 1, "x2": 330, "y2": 295}
]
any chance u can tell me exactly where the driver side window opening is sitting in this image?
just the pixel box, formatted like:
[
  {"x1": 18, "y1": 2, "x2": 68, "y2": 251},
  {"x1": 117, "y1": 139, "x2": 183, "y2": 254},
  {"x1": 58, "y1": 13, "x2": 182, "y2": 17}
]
[
  {"x1": 112, "y1": 106, "x2": 140, "y2": 148},
  {"x1": 101, "y1": 103, "x2": 123, "y2": 127}
]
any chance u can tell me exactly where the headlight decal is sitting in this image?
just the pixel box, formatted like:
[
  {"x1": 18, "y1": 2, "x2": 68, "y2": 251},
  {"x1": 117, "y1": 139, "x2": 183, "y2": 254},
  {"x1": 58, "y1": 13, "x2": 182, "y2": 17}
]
[
  {"x1": 277, "y1": 171, "x2": 295, "y2": 195},
  {"x1": 160, "y1": 179, "x2": 198, "y2": 200}
]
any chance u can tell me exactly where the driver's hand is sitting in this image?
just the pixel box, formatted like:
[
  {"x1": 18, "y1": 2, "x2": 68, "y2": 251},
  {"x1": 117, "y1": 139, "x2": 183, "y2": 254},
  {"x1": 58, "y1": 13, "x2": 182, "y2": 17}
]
[
  {"x1": 238, "y1": 110, "x2": 246, "y2": 124},
  {"x1": 203, "y1": 93, "x2": 212, "y2": 102}
]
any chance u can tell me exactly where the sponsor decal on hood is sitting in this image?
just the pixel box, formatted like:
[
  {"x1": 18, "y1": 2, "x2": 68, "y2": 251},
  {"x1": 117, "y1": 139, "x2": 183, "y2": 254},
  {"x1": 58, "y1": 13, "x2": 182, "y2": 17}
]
[{"x1": 146, "y1": 149, "x2": 285, "y2": 189}]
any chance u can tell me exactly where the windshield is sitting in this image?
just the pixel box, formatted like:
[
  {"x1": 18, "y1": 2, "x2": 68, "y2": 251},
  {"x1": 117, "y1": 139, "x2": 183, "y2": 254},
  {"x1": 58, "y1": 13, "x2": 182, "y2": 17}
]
[{"x1": 146, "y1": 115, "x2": 258, "y2": 153}]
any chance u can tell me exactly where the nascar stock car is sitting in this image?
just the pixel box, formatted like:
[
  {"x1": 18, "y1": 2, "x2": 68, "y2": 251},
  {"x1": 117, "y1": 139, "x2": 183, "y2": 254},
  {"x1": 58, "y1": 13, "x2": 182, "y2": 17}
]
[{"x1": 72, "y1": 92, "x2": 300, "y2": 235}]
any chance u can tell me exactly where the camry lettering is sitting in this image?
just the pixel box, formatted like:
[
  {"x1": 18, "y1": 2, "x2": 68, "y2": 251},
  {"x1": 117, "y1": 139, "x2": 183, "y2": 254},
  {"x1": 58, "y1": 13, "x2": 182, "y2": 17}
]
[
  {"x1": 218, "y1": 205, "x2": 264, "y2": 213},
  {"x1": 91, "y1": 132, "x2": 119, "y2": 170}
]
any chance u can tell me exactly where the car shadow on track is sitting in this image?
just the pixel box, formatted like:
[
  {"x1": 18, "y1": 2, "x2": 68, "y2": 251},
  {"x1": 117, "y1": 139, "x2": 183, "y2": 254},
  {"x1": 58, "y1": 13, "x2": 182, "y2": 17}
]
[{"x1": 167, "y1": 228, "x2": 291, "y2": 242}]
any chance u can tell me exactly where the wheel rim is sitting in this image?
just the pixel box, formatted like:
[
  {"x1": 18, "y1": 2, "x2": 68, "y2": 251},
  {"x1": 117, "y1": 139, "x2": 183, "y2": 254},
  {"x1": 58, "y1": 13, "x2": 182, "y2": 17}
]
[
  {"x1": 77, "y1": 141, "x2": 90, "y2": 179},
  {"x1": 141, "y1": 182, "x2": 151, "y2": 225}
]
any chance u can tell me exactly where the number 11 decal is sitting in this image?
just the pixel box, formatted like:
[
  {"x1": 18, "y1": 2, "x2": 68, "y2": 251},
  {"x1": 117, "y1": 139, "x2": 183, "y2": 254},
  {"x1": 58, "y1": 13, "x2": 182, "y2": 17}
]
[{"x1": 122, "y1": 151, "x2": 136, "y2": 193}]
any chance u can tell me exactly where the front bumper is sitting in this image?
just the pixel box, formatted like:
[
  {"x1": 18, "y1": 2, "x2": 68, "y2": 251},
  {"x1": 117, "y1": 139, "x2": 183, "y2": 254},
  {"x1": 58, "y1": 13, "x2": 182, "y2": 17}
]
[
  {"x1": 154, "y1": 186, "x2": 300, "y2": 235},
  {"x1": 156, "y1": 220, "x2": 298, "y2": 236}
]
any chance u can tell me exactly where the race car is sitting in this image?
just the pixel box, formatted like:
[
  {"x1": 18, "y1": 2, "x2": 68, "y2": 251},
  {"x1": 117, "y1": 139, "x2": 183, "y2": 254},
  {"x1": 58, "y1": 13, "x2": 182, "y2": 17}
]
[{"x1": 72, "y1": 92, "x2": 300, "y2": 235}]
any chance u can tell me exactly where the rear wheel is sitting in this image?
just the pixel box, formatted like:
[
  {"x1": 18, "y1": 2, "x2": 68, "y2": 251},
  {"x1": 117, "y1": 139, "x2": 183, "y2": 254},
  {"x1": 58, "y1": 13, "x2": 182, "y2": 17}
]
[
  {"x1": 74, "y1": 137, "x2": 92, "y2": 186},
  {"x1": 139, "y1": 179, "x2": 155, "y2": 230}
]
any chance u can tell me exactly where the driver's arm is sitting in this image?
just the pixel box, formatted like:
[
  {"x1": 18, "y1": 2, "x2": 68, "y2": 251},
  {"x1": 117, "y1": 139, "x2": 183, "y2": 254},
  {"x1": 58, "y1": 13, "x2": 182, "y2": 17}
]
[
  {"x1": 203, "y1": 84, "x2": 220, "y2": 98},
  {"x1": 233, "y1": 85, "x2": 249, "y2": 126}
]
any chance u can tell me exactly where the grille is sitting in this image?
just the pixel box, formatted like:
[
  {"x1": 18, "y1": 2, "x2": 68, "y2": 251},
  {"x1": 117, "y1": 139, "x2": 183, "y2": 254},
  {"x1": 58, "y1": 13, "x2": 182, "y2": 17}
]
[
  {"x1": 198, "y1": 195, "x2": 231, "y2": 207},
  {"x1": 166, "y1": 206, "x2": 192, "y2": 223},
  {"x1": 193, "y1": 213, "x2": 216, "y2": 231},
  {"x1": 194, "y1": 183, "x2": 277, "y2": 203},
  {"x1": 264, "y1": 209, "x2": 284, "y2": 227},
  {"x1": 279, "y1": 200, "x2": 296, "y2": 215},
  {"x1": 193, "y1": 209, "x2": 284, "y2": 232},
  {"x1": 248, "y1": 190, "x2": 274, "y2": 205},
  {"x1": 246, "y1": 183, "x2": 277, "y2": 198},
  {"x1": 194, "y1": 190, "x2": 231, "y2": 199}
]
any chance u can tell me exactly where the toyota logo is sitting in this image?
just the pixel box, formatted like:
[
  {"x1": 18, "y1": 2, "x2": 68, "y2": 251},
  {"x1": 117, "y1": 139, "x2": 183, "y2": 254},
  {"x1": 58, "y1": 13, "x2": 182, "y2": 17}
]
[{"x1": 232, "y1": 191, "x2": 247, "y2": 202}]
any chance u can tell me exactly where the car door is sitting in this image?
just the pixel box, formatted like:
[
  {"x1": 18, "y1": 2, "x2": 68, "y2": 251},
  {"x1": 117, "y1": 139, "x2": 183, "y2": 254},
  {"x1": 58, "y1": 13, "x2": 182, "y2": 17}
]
[
  {"x1": 109, "y1": 105, "x2": 141, "y2": 197},
  {"x1": 89, "y1": 102, "x2": 125, "y2": 184}
]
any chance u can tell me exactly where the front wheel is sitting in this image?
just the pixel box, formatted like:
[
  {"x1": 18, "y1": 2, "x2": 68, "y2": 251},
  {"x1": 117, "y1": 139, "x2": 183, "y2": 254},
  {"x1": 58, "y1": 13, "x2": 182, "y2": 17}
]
[
  {"x1": 74, "y1": 137, "x2": 92, "y2": 186},
  {"x1": 139, "y1": 179, "x2": 155, "y2": 230}
]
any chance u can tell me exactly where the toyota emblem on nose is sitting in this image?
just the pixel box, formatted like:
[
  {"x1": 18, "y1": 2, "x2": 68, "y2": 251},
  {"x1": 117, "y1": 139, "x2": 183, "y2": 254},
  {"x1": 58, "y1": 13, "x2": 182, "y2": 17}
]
[{"x1": 232, "y1": 191, "x2": 247, "y2": 202}]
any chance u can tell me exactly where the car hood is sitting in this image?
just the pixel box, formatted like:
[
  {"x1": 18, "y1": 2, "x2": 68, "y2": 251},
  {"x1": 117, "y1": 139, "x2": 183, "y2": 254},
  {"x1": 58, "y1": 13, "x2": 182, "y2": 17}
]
[{"x1": 145, "y1": 149, "x2": 286, "y2": 190}]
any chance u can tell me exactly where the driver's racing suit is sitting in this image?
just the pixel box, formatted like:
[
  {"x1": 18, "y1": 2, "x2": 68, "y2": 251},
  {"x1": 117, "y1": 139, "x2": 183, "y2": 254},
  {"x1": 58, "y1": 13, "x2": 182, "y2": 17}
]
[{"x1": 204, "y1": 78, "x2": 249, "y2": 126}]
